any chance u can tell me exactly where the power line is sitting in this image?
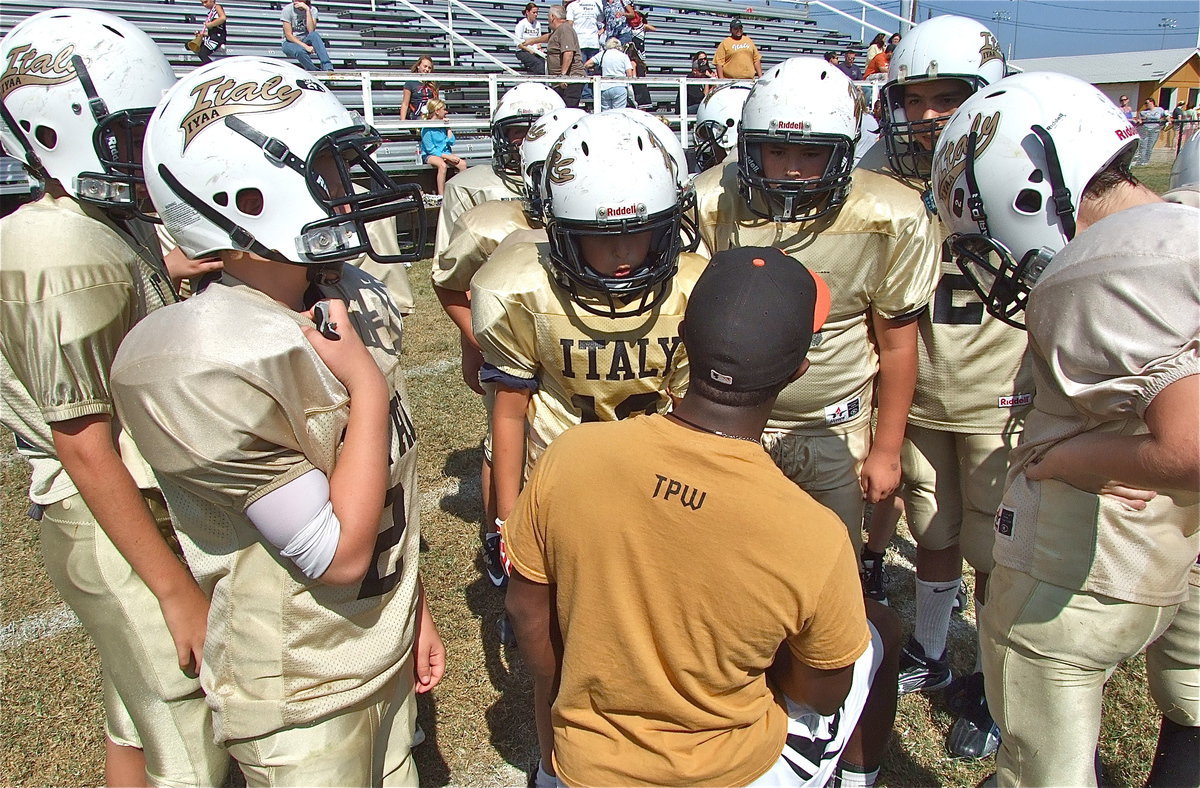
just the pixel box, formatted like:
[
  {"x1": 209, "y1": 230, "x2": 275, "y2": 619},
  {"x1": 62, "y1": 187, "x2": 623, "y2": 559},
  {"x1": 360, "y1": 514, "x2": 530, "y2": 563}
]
[
  {"x1": 1022, "y1": 0, "x2": 1197, "y2": 14},
  {"x1": 917, "y1": 2, "x2": 1197, "y2": 34}
]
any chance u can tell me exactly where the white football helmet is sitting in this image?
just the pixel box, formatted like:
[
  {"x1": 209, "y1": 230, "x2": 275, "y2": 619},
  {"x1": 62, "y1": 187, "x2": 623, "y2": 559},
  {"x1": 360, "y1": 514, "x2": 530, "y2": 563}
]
[
  {"x1": 518, "y1": 106, "x2": 587, "y2": 222},
  {"x1": 738, "y1": 57, "x2": 864, "y2": 222},
  {"x1": 144, "y1": 57, "x2": 425, "y2": 267},
  {"x1": 542, "y1": 113, "x2": 682, "y2": 316},
  {"x1": 0, "y1": 8, "x2": 175, "y2": 217},
  {"x1": 605, "y1": 107, "x2": 700, "y2": 252},
  {"x1": 693, "y1": 83, "x2": 751, "y2": 171},
  {"x1": 931, "y1": 72, "x2": 1139, "y2": 327},
  {"x1": 491, "y1": 83, "x2": 564, "y2": 187},
  {"x1": 1170, "y1": 131, "x2": 1199, "y2": 192},
  {"x1": 881, "y1": 15, "x2": 1007, "y2": 180}
]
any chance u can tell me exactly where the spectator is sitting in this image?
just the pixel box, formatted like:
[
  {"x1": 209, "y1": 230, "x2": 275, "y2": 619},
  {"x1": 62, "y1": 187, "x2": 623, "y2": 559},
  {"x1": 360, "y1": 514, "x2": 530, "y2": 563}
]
[
  {"x1": 1134, "y1": 97, "x2": 1167, "y2": 165},
  {"x1": 1167, "y1": 100, "x2": 1185, "y2": 148},
  {"x1": 585, "y1": 38, "x2": 634, "y2": 110},
  {"x1": 823, "y1": 50, "x2": 839, "y2": 66},
  {"x1": 714, "y1": 18, "x2": 761, "y2": 80},
  {"x1": 400, "y1": 56, "x2": 439, "y2": 121},
  {"x1": 420, "y1": 99, "x2": 467, "y2": 199},
  {"x1": 1183, "y1": 103, "x2": 1198, "y2": 144},
  {"x1": 280, "y1": 0, "x2": 332, "y2": 72},
  {"x1": 863, "y1": 43, "x2": 891, "y2": 78},
  {"x1": 686, "y1": 50, "x2": 715, "y2": 113},
  {"x1": 545, "y1": 5, "x2": 585, "y2": 108},
  {"x1": 192, "y1": 0, "x2": 227, "y2": 64},
  {"x1": 626, "y1": 42, "x2": 653, "y2": 109},
  {"x1": 513, "y1": 3, "x2": 546, "y2": 74},
  {"x1": 505, "y1": 246, "x2": 900, "y2": 788},
  {"x1": 602, "y1": 0, "x2": 635, "y2": 46},
  {"x1": 628, "y1": 5, "x2": 656, "y2": 56},
  {"x1": 888, "y1": 32, "x2": 902, "y2": 46},
  {"x1": 566, "y1": 0, "x2": 603, "y2": 64},
  {"x1": 1118, "y1": 94, "x2": 1134, "y2": 119},
  {"x1": 839, "y1": 48, "x2": 863, "y2": 80},
  {"x1": 866, "y1": 32, "x2": 886, "y2": 62}
]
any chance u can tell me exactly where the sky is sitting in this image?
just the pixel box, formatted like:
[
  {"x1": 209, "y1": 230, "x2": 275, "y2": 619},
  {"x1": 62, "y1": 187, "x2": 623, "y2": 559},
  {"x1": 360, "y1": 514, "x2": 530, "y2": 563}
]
[{"x1": 799, "y1": 0, "x2": 1200, "y2": 59}]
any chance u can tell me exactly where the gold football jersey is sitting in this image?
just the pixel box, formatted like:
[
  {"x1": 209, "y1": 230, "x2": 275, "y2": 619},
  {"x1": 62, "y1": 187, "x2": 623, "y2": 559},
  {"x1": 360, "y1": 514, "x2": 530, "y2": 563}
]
[
  {"x1": 110, "y1": 267, "x2": 421, "y2": 743},
  {"x1": 347, "y1": 214, "x2": 417, "y2": 317},
  {"x1": 0, "y1": 194, "x2": 174, "y2": 504},
  {"x1": 472, "y1": 242, "x2": 706, "y2": 463},
  {"x1": 432, "y1": 200, "x2": 536, "y2": 292},
  {"x1": 855, "y1": 148, "x2": 1034, "y2": 433},
  {"x1": 433, "y1": 166, "x2": 521, "y2": 261},
  {"x1": 693, "y1": 162, "x2": 939, "y2": 433}
]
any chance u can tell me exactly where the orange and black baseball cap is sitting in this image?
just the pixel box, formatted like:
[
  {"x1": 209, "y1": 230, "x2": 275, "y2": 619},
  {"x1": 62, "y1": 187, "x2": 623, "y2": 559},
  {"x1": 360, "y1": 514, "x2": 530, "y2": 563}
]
[{"x1": 684, "y1": 247, "x2": 830, "y2": 392}]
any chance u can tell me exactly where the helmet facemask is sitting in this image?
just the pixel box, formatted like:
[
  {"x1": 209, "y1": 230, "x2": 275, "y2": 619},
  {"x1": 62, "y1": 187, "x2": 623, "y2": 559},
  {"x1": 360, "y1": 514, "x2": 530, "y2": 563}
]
[
  {"x1": 491, "y1": 113, "x2": 534, "y2": 192},
  {"x1": 693, "y1": 118, "x2": 733, "y2": 171},
  {"x1": 547, "y1": 204, "x2": 682, "y2": 318},
  {"x1": 737, "y1": 131, "x2": 855, "y2": 223},
  {"x1": 881, "y1": 75, "x2": 985, "y2": 181}
]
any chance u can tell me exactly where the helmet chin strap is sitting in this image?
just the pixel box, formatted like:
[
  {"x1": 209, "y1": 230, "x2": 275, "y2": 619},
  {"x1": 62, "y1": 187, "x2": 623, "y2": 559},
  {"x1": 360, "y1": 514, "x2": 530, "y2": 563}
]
[
  {"x1": 0, "y1": 100, "x2": 48, "y2": 181},
  {"x1": 1029, "y1": 124, "x2": 1077, "y2": 241},
  {"x1": 70, "y1": 55, "x2": 108, "y2": 121},
  {"x1": 963, "y1": 129, "x2": 989, "y2": 232}
]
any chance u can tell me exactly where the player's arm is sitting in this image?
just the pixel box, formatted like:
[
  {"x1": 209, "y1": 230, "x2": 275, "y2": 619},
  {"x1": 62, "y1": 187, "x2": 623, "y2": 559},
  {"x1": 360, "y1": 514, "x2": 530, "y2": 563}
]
[
  {"x1": 492, "y1": 385, "x2": 533, "y2": 520},
  {"x1": 434, "y1": 285, "x2": 484, "y2": 394},
  {"x1": 1027, "y1": 374, "x2": 1200, "y2": 498},
  {"x1": 860, "y1": 311, "x2": 918, "y2": 503},
  {"x1": 52, "y1": 415, "x2": 210, "y2": 675},
  {"x1": 507, "y1": 567, "x2": 559, "y2": 776},
  {"x1": 414, "y1": 577, "x2": 446, "y2": 692}
]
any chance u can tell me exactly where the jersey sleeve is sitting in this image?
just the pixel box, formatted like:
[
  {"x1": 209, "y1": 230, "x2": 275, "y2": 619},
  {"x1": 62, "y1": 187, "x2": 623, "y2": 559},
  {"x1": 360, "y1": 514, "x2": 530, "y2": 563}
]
[
  {"x1": 432, "y1": 215, "x2": 492, "y2": 292},
  {"x1": 869, "y1": 204, "x2": 939, "y2": 321},
  {"x1": 785, "y1": 531, "x2": 871, "y2": 670},
  {"x1": 472, "y1": 284, "x2": 539, "y2": 382},
  {"x1": 113, "y1": 352, "x2": 317, "y2": 513},
  {"x1": 4, "y1": 259, "x2": 136, "y2": 424}
]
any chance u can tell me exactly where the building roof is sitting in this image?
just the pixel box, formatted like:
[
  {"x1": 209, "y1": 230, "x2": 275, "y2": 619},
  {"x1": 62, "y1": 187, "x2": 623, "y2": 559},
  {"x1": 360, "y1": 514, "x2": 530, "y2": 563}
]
[{"x1": 1011, "y1": 48, "x2": 1197, "y2": 85}]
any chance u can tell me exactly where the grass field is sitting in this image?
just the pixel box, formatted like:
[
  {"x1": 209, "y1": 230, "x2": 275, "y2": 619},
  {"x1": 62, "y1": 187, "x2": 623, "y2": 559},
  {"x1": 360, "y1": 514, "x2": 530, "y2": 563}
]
[{"x1": 0, "y1": 159, "x2": 1179, "y2": 787}]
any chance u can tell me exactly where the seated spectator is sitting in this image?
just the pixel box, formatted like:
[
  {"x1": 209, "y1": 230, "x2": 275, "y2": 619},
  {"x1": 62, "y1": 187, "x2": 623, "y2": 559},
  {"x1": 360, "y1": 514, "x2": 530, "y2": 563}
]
[
  {"x1": 420, "y1": 99, "x2": 467, "y2": 199},
  {"x1": 838, "y1": 48, "x2": 862, "y2": 80},
  {"x1": 888, "y1": 32, "x2": 902, "y2": 47},
  {"x1": 626, "y1": 43, "x2": 653, "y2": 109},
  {"x1": 863, "y1": 44, "x2": 891, "y2": 78},
  {"x1": 686, "y1": 50, "x2": 715, "y2": 113},
  {"x1": 585, "y1": 38, "x2": 634, "y2": 110},
  {"x1": 280, "y1": 0, "x2": 332, "y2": 72},
  {"x1": 401, "y1": 56, "x2": 439, "y2": 121},
  {"x1": 824, "y1": 50, "x2": 839, "y2": 66},
  {"x1": 514, "y1": 3, "x2": 547, "y2": 74},
  {"x1": 865, "y1": 33, "x2": 885, "y2": 63}
]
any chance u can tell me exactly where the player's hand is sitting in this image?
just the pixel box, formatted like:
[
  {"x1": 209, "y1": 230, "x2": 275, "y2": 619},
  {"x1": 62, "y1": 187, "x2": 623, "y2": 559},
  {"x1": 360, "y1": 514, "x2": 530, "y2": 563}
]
[
  {"x1": 158, "y1": 581, "x2": 210, "y2": 677},
  {"x1": 413, "y1": 597, "x2": 446, "y2": 693},
  {"x1": 163, "y1": 247, "x2": 222, "y2": 284},
  {"x1": 859, "y1": 448, "x2": 901, "y2": 504},
  {"x1": 301, "y1": 299, "x2": 386, "y2": 396},
  {"x1": 461, "y1": 340, "x2": 485, "y2": 395},
  {"x1": 1026, "y1": 438, "x2": 1157, "y2": 510}
]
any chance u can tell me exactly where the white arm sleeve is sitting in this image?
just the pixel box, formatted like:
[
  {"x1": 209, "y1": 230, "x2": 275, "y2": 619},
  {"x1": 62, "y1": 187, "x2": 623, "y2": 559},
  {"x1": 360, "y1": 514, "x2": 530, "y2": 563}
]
[{"x1": 245, "y1": 468, "x2": 341, "y2": 580}]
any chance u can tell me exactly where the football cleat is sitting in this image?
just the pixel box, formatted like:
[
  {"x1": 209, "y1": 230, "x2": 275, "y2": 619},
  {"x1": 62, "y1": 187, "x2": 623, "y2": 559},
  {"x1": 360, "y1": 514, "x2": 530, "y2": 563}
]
[
  {"x1": 860, "y1": 547, "x2": 889, "y2": 606},
  {"x1": 483, "y1": 532, "x2": 509, "y2": 588},
  {"x1": 897, "y1": 637, "x2": 952, "y2": 694},
  {"x1": 497, "y1": 613, "x2": 518, "y2": 648},
  {"x1": 945, "y1": 672, "x2": 1001, "y2": 759}
]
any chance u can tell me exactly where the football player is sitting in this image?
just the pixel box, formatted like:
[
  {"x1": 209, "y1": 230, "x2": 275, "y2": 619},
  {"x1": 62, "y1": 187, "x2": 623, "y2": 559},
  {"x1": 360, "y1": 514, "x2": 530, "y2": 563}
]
[
  {"x1": 932, "y1": 71, "x2": 1198, "y2": 787},
  {"x1": 864, "y1": 15, "x2": 1029, "y2": 759},
  {"x1": 110, "y1": 56, "x2": 443, "y2": 785},
  {"x1": 691, "y1": 82, "x2": 751, "y2": 172},
  {"x1": 432, "y1": 87, "x2": 569, "y2": 589},
  {"x1": 472, "y1": 110, "x2": 708, "y2": 570},
  {"x1": 693, "y1": 57, "x2": 939, "y2": 557},
  {"x1": 0, "y1": 10, "x2": 226, "y2": 785}
]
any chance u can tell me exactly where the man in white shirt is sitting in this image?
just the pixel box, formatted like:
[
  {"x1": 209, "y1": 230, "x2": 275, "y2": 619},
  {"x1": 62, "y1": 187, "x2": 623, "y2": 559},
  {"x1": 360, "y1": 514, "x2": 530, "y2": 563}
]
[{"x1": 514, "y1": 3, "x2": 546, "y2": 74}]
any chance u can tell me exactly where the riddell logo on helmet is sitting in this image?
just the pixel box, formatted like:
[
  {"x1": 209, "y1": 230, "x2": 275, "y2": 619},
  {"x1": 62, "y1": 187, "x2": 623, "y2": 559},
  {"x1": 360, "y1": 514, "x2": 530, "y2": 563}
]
[
  {"x1": 0, "y1": 44, "x2": 76, "y2": 99},
  {"x1": 180, "y1": 75, "x2": 302, "y2": 151},
  {"x1": 1115, "y1": 125, "x2": 1137, "y2": 141},
  {"x1": 598, "y1": 202, "x2": 647, "y2": 219},
  {"x1": 770, "y1": 120, "x2": 811, "y2": 132}
]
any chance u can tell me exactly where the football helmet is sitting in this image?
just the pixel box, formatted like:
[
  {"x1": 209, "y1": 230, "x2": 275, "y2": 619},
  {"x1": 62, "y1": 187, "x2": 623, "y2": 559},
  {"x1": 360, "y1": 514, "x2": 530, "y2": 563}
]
[
  {"x1": 693, "y1": 83, "x2": 751, "y2": 171},
  {"x1": 543, "y1": 113, "x2": 682, "y2": 317},
  {"x1": 144, "y1": 57, "x2": 426, "y2": 267},
  {"x1": 0, "y1": 8, "x2": 176, "y2": 218},
  {"x1": 606, "y1": 107, "x2": 700, "y2": 252},
  {"x1": 491, "y1": 83, "x2": 564, "y2": 189},
  {"x1": 931, "y1": 72, "x2": 1138, "y2": 328},
  {"x1": 1170, "y1": 131, "x2": 1199, "y2": 192},
  {"x1": 881, "y1": 15, "x2": 1007, "y2": 180},
  {"x1": 518, "y1": 106, "x2": 587, "y2": 222},
  {"x1": 738, "y1": 57, "x2": 864, "y2": 222}
]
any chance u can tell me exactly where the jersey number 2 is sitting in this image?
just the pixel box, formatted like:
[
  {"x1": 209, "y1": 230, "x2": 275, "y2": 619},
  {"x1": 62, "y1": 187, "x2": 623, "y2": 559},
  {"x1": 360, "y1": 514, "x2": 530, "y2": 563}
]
[
  {"x1": 358, "y1": 483, "x2": 406, "y2": 600},
  {"x1": 571, "y1": 391, "x2": 661, "y2": 423},
  {"x1": 931, "y1": 273, "x2": 985, "y2": 326}
]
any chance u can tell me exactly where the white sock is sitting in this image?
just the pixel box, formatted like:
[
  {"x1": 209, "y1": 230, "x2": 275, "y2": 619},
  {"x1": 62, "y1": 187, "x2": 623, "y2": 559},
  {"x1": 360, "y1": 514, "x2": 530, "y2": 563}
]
[
  {"x1": 837, "y1": 764, "x2": 879, "y2": 787},
  {"x1": 914, "y1": 576, "x2": 961, "y2": 659},
  {"x1": 973, "y1": 597, "x2": 986, "y2": 675}
]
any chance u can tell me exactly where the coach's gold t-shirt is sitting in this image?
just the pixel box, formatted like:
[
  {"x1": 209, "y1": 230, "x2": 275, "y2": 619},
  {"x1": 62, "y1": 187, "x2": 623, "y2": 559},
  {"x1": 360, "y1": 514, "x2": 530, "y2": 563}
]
[{"x1": 503, "y1": 414, "x2": 869, "y2": 787}]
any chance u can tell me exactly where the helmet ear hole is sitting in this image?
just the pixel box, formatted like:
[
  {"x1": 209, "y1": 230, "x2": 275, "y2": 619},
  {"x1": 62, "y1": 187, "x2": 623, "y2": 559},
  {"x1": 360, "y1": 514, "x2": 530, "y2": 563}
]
[
  {"x1": 1028, "y1": 169, "x2": 1044, "y2": 183},
  {"x1": 235, "y1": 188, "x2": 264, "y2": 216},
  {"x1": 1014, "y1": 188, "x2": 1042, "y2": 214},
  {"x1": 213, "y1": 192, "x2": 229, "y2": 207},
  {"x1": 19, "y1": 120, "x2": 31, "y2": 131},
  {"x1": 34, "y1": 126, "x2": 57, "y2": 149}
]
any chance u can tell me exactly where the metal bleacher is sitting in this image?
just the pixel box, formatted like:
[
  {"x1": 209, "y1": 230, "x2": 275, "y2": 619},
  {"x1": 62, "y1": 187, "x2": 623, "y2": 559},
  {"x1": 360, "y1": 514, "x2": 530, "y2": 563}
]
[{"x1": 0, "y1": 0, "x2": 867, "y2": 189}]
